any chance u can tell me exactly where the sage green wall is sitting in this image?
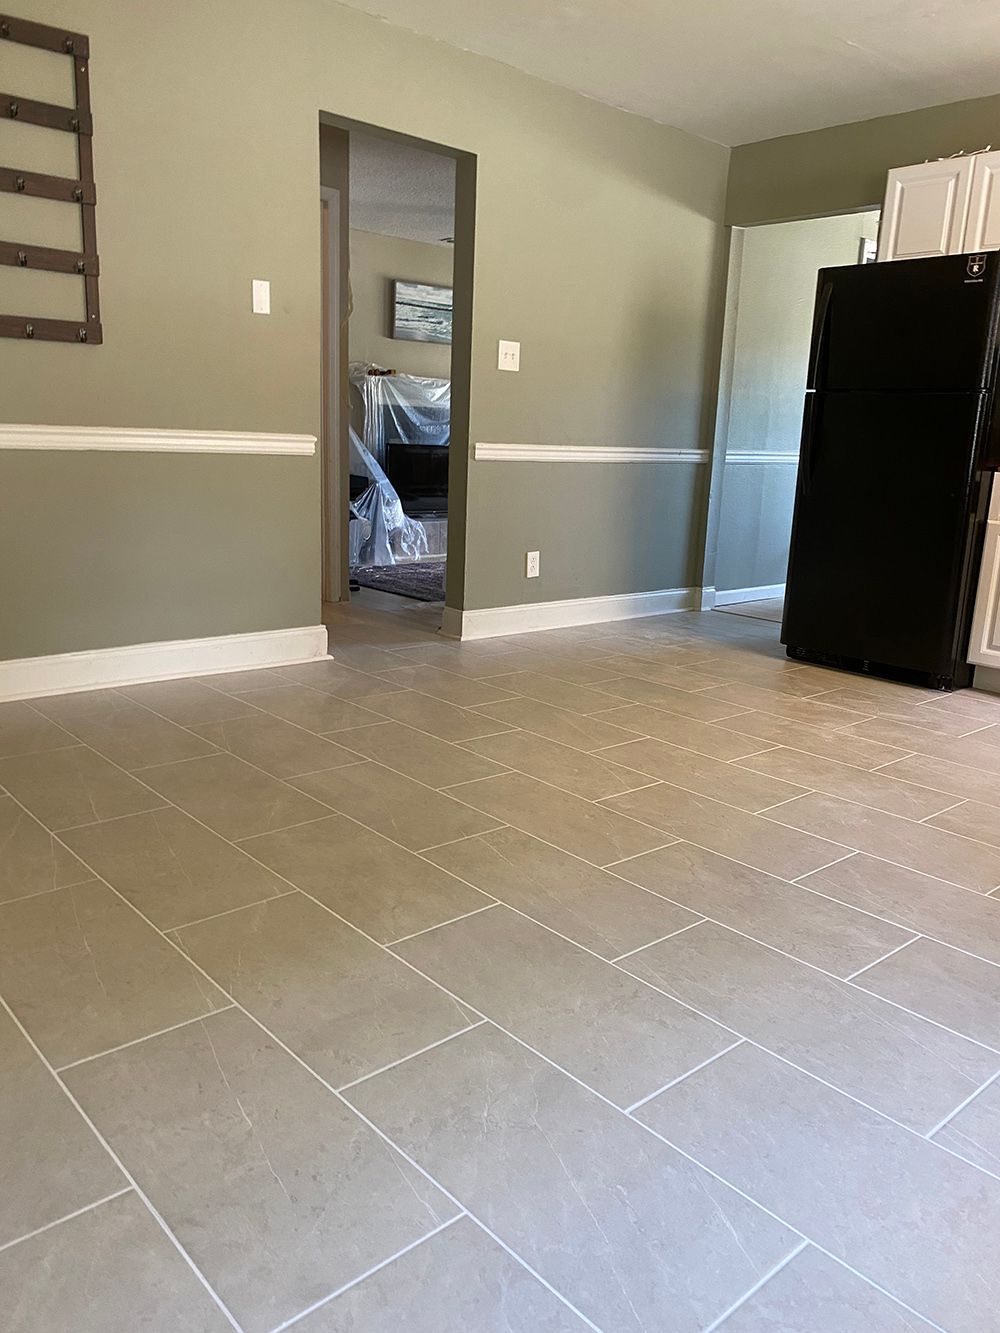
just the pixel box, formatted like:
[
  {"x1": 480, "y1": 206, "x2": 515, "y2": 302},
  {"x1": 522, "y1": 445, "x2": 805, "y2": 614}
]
[
  {"x1": 348, "y1": 230, "x2": 453, "y2": 379},
  {"x1": 728, "y1": 92, "x2": 1000, "y2": 226},
  {"x1": 1, "y1": 0, "x2": 729, "y2": 659},
  {"x1": 714, "y1": 212, "x2": 879, "y2": 593}
]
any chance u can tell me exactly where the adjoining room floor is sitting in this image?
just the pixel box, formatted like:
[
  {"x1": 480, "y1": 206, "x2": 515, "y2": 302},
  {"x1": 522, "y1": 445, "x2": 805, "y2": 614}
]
[
  {"x1": 352, "y1": 559, "x2": 446, "y2": 603},
  {"x1": 4, "y1": 603, "x2": 1000, "y2": 1331}
]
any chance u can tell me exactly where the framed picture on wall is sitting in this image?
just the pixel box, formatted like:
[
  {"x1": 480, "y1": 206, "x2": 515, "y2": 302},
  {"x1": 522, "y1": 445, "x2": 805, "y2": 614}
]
[{"x1": 391, "y1": 281, "x2": 453, "y2": 344}]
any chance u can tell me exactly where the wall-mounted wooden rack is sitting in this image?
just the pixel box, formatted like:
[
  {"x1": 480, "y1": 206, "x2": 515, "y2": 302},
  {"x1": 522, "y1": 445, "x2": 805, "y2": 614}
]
[{"x1": 0, "y1": 12, "x2": 102, "y2": 343}]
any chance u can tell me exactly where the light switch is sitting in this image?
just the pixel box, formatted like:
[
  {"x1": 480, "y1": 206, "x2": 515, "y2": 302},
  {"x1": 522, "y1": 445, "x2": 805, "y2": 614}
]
[
  {"x1": 252, "y1": 280, "x2": 271, "y2": 315},
  {"x1": 498, "y1": 339, "x2": 520, "y2": 372}
]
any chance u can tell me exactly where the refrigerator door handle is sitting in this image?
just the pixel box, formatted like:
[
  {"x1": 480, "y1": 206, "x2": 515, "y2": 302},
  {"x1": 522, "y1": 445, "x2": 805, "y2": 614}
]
[
  {"x1": 798, "y1": 394, "x2": 817, "y2": 497},
  {"x1": 807, "y1": 279, "x2": 834, "y2": 390}
]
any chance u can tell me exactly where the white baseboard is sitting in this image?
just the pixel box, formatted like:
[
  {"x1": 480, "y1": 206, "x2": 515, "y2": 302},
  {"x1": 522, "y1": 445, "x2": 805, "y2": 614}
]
[
  {"x1": 441, "y1": 587, "x2": 700, "y2": 641},
  {"x1": 0, "y1": 625, "x2": 329, "y2": 702},
  {"x1": 713, "y1": 583, "x2": 786, "y2": 607}
]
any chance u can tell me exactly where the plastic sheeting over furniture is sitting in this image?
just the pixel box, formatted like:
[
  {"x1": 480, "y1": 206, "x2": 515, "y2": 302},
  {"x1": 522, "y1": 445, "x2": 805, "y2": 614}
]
[
  {"x1": 351, "y1": 366, "x2": 450, "y2": 466},
  {"x1": 348, "y1": 427, "x2": 428, "y2": 568}
]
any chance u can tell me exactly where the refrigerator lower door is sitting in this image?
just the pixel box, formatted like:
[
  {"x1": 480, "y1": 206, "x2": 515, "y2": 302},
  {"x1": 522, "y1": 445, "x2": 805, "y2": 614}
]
[{"x1": 782, "y1": 390, "x2": 987, "y2": 686}]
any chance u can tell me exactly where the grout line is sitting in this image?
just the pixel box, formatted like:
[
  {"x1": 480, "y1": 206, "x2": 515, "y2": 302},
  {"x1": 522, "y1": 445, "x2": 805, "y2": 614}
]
[
  {"x1": 54, "y1": 1006, "x2": 238, "y2": 1073},
  {"x1": 923, "y1": 1068, "x2": 1000, "y2": 1141},
  {"x1": 841, "y1": 936, "x2": 920, "y2": 982},
  {"x1": 918, "y1": 798, "x2": 966, "y2": 823},
  {"x1": 789, "y1": 851, "x2": 855, "y2": 881},
  {"x1": 418, "y1": 827, "x2": 508, "y2": 854},
  {"x1": 752, "y1": 792, "x2": 811, "y2": 815},
  {"x1": 335, "y1": 1021, "x2": 488, "y2": 1094},
  {"x1": 0, "y1": 1186, "x2": 135, "y2": 1257},
  {"x1": 265, "y1": 1214, "x2": 466, "y2": 1333},
  {"x1": 0, "y1": 994, "x2": 244, "y2": 1332},
  {"x1": 610, "y1": 917, "x2": 705, "y2": 962},
  {"x1": 624, "y1": 1038, "x2": 745, "y2": 1113},
  {"x1": 698, "y1": 1238, "x2": 809, "y2": 1333},
  {"x1": 383, "y1": 902, "x2": 500, "y2": 947},
  {"x1": 167, "y1": 889, "x2": 299, "y2": 933}
]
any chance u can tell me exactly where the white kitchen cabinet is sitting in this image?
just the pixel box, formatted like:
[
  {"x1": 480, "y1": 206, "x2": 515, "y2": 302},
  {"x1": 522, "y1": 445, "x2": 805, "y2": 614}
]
[
  {"x1": 970, "y1": 476, "x2": 1000, "y2": 673},
  {"x1": 877, "y1": 157, "x2": 976, "y2": 261},
  {"x1": 964, "y1": 151, "x2": 1000, "y2": 252},
  {"x1": 878, "y1": 152, "x2": 1000, "y2": 261}
]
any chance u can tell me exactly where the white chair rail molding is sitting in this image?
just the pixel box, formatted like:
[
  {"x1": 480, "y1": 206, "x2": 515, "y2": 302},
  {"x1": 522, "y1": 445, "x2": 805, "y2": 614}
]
[{"x1": 0, "y1": 424, "x2": 317, "y2": 454}]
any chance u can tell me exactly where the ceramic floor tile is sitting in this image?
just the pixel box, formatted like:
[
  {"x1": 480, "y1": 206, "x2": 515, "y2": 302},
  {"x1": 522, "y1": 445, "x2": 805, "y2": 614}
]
[
  {"x1": 389, "y1": 641, "x2": 534, "y2": 678},
  {"x1": 604, "y1": 783, "x2": 848, "y2": 880},
  {"x1": 482, "y1": 670, "x2": 626, "y2": 715},
  {"x1": 613, "y1": 841, "x2": 913, "y2": 976},
  {"x1": 718, "y1": 711, "x2": 911, "y2": 770},
  {"x1": 919, "y1": 689, "x2": 1000, "y2": 724},
  {"x1": 703, "y1": 683, "x2": 874, "y2": 729},
  {"x1": 623, "y1": 921, "x2": 997, "y2": 1131},
  {"x1": 636, "y1": 1041, "x2": 1000, "y2": 1333},
  {"x1": 0, "y1": 794, "x2": 93, "y2": 904},
  {"x1": 0, "y1": 746, "x2": 167, "y2": 831},
  {"x1": 926, "y1": 798, "x2": 1000, "y2": 848},
  {"x1": 177, "y1": 892, "x2": 470, "y2": 1086},
  {"x1": 395, "y1": 904, "x2": 731, "y2": 1106},
  {"x1": 191, "y1": 666, "x2": 294, "y2": 693},
  {"x1": 426, "y1": 826, "x2": 698, "y2": 958},
  {"x1": 336, "y1": 720, "x2": 508, "y2": 787},
  {"x1": 346, "y1": 1023, "x2": 798, "y2": 1333},
  {"x1": 292, "y1": 761, "x2": 501, "y2": 851},
  {"x1": 136, "y1": 752, "x2": 329, "y2": 840},
  {"x1": 232, "y1": 683, "x2": 381, "y2": 735},
  {"x1": 524, "y1": 657, "x2": 625, "y2": 687},
  {"x1": 447, "y1": 771, "x2": 670, "y2": 865},
  {"x1": 598, "y1": 737, "x2": 806, "y2": 811},
  {"x1": 473, "y1": 696, "x2": 642, "y2": 751},
  {"x1": 591, "y1": 704, "x2": 774, "y2": 759},
  {"x1": 0, "y1": 1191, "x2": 232, "y2": 1333},
  {"x1": 296, "y1": 1216, "x2": 586, "y2": 1331},
  {"x1": 376, "y1": 664, "x2": 517, "y2": 708},
  {"x1": 592, "y1": 675, "x2": 755, "y2": 722},
  {"x1": 855, "y1": 937, "x2": 1000, "y2": 1049},
  {"x1": 716, "y1": 1245, "x2": 934, "y2": 1332},
  {"x1": 240, "y1": 814, "x2": 489, "y2": 943},
  {"x1": 61, "y1": 806, "x2": 289, "y2": 930},
  {"x1": 65, "y1": 1009, "x2": 456, "y2": 1333},
  {"x1": 846, "y1": 718, "x2": 1000, "y2": 773},
  {"x1": 735, "y1": 746, "x2": 957, "y2": 820},
  {"x1": 31, "y1": 690, "x2": 216, "y2": 770},
  {"x1": 0, "y1": 700, "x2": 75, "y2": 759},
  {"x1": 0, "y1": 880, "x2": 227, "y2": 1067},
  {"x1": 326, "y1": 642, "x2": 427, "y2": 673},
  {"x1": 808, "y1": 689, "x2": 985, "y2": 736},
  {"x1": 0, "y1": 1005, "x2": 123, "y2": 1247},
  {"x1": 931, "y1": 1079, "x2": 1000, "y2": 1173},
  {"x1": 279, "y1": 659, "x2": 399, "y2": 698},
  {"x1": 120, "y1": 678, "x2": 259, "y2": 726},
  {"x1": 876, "y1": 752, "x2": 1000, "y2": 809},
  {"x1": 362, "y1": 689, "x2": 512, "y2": 741},
  {"x1": 587, "y1": 656, "x2": 731, "y2": 692},
  {"x1": 802, "y1": 853, "x2": 1000, "y2": 967},
  {"x1": 765, "y1": 791, "x2": 1000, "y2": 892},
  {"x1": 461, "y1": 728, "x2": 652, "y2": 800},
  {"x1": 191, "y1": 710, "x2": 361, "y2": 779}
]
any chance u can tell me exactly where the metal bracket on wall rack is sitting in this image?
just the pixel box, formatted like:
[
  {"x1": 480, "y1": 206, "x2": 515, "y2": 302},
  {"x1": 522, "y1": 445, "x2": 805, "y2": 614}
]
[{"x1": 0, "y1": 12, "x2": 102, "y2": 343}]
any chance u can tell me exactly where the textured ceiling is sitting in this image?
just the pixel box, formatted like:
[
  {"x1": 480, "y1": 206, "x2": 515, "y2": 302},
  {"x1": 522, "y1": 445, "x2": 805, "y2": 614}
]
[
  {"x1": 333, "y1": 0, "x2": 1000, "y2": 145},
  {"x1": 350, "y1": 132, "x2": 456, "y2": 245}
]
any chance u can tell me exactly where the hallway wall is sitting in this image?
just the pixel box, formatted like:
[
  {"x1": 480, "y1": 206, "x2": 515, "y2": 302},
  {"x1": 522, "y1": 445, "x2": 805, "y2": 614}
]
[{"x1": 714, "y1": 211, "x2": 879, "y2": 596}]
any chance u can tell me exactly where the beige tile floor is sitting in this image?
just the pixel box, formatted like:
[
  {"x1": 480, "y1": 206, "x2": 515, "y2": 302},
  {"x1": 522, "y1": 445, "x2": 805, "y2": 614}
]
[{"x1": 3, "y1": 595, "x2": 1000, "y2": 1330}]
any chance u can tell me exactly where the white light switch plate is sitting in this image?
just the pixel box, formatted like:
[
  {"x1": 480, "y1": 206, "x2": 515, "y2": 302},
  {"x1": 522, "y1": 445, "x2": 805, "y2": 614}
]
[
  {"x1": 252, "y1": 280, "x2": 271, "y2": 315},
  {"x1": 498, "y1": 340, "x2": 520, "y2": 372}
]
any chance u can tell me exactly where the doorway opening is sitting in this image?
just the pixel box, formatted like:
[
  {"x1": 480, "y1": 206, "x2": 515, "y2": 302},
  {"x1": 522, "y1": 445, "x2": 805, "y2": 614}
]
[
  {"x1": 320, "y1": 118, "x2": 473, "y2": 628},
  {"x1": 707, "y1": 209, "x2": 880, "y2": 623}
]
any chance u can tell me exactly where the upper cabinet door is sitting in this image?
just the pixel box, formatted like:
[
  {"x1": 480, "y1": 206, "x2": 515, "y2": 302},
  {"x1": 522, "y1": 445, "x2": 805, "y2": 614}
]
[
  {"x1": 963, "y1": 151, "x2": 1000, "y2": 253},
  {"x1": 877, "y1": 157, "x2": 975, "y2": 261}
]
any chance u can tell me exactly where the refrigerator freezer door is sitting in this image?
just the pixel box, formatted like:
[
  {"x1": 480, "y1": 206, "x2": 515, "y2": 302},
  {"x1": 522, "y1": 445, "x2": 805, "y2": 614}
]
[
  {"x1": 808, "y1": 253, "x2": 1000, "y2": 393},
  {"x1": 782, "y1": 391, "x2": 988, "y2": 682}
]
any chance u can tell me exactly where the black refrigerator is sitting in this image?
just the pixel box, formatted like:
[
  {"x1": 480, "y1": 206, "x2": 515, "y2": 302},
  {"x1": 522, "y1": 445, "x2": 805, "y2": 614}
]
[{"x1": 782, "y1": 252, "x2": 1000, "y2": 691}]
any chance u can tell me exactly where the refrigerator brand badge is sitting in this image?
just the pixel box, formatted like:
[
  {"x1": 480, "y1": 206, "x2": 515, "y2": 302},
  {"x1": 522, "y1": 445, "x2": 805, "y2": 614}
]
[{"x1": 967, "y1": 254, "x2": 987, "y2": 277}]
